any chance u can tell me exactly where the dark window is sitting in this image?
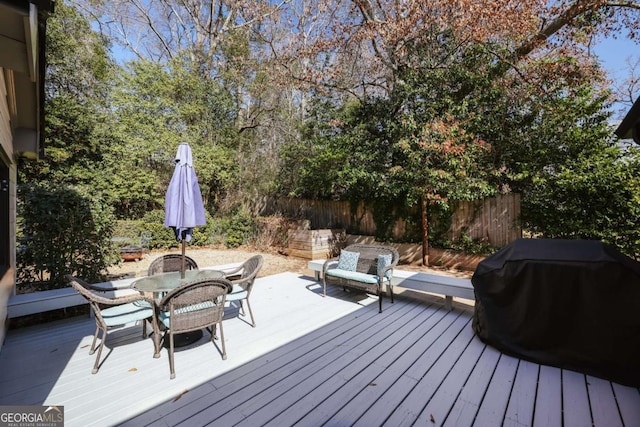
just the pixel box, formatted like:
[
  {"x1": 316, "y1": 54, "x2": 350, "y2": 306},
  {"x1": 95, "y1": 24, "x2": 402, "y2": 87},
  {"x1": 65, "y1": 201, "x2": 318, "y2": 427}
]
[{"x1": 0, "y1": 163, "x2": 9, "y2": 267}]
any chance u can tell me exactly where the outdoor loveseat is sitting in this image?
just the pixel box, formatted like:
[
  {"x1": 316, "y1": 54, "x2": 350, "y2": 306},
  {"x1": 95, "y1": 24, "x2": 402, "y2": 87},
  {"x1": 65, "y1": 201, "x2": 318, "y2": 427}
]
[{"x1": 322, "y1": 244, "x2": 399, "y2": 313}]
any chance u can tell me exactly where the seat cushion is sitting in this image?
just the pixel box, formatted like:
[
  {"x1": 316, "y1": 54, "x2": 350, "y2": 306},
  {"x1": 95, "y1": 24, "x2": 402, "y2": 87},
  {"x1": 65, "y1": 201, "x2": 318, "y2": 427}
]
[
  {"x1": 326, "y1": 268, "x2": 379, "y2": 284},
  {"x1": 101, "y1": 301, "x2": 154, "y2": 327},
  {"x1": 158, "y1": 301, "x2": 216, "y2": 328},
  {"x1": 226, "y1": 284, "x2": 248, "y2": 301},
  {"x1": 337, "y1": 250, "x2": 359, "y2": 271}
]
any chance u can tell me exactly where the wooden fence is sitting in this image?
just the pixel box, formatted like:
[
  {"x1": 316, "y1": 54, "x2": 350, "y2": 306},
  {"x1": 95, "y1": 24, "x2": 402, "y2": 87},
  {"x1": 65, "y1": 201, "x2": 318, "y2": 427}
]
[
  {"x1": 448, "y1": 193, "x2": 521, "y2": 247},
  {"x1": 263, "y1": 193, "x2": 521, "y2": 247}
]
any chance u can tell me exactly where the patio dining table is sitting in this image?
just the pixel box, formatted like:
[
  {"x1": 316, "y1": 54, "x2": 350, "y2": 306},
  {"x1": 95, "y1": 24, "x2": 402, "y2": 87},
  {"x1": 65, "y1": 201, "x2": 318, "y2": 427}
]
[
  {"x1": 132, "y1": 269, "x2": 229, "y2": 346},
  {"x1": 132, "y1": 269, "x2": 227, "y2": 297}
]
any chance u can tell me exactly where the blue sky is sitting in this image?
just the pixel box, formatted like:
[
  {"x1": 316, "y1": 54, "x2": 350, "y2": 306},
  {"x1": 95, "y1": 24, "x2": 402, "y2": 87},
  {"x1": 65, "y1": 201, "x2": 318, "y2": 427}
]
[
  {"x1": 593, "y1": 36, "x2": 638, "y2": 83},
  {"x1": 592, "y1": 36, "x2": 639, "y2": 119}
]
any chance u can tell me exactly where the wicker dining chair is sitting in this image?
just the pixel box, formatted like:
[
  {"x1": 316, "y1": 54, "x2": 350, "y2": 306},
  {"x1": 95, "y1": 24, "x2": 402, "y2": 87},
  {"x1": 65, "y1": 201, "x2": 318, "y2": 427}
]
[
  {"x1": 65, "y1": 274, "x2": 160, "y2": 374},
  {"x1": 147, "y1": 254, "x2": 198, "y2": 276},
  {"x1": 224, "y1": 255, "x2": 263, "y2": 327},
  {"x1": 157, "y1": 277, "x2": 232, "y2": 379}
]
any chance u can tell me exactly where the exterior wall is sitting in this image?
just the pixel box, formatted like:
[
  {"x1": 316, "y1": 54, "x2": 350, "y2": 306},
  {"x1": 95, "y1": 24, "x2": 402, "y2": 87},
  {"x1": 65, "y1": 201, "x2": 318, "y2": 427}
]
[
  {"x1": 0, "y1": 71, "x2": 12, "y2": 158},
  {"x1": 0, "y1": 68, "x2": 16, "y2": 348}
]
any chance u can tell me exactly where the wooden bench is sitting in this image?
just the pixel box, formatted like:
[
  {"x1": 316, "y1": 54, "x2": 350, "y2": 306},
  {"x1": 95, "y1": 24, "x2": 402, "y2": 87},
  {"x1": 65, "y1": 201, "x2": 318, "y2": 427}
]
[
  {"x1": 7, "y1": 262, "x2": 243, "y2": 319},
  {"x1": 309, "y1": 259, "x2": 474, "y2": 310}
]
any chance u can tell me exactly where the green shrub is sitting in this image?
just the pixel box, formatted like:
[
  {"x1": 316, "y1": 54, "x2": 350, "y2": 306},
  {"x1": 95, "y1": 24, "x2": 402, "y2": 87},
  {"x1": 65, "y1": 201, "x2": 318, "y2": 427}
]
[
  {"x1": 139, "y1": 209, "x2": 214, "y2": 249},
  {"x1": 449, "y1": 232, "x2": 497, "y2": 255},
  {"x1": 17, "y1": 183, "x2": 119, "y2": 289},
  {"x1": 140, "y1": 210, "x2": 176, "y2": 249},
  {"x1": 225, "y1": 211, "x2": 256, "y2": 248}
]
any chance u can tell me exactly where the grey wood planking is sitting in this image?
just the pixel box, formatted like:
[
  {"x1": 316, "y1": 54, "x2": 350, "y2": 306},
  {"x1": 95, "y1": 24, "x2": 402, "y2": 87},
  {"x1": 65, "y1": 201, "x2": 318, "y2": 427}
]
[
  {"x1": 193, "y1": 300, "x2": 422, "y2": 426},
  {"x1": 140, "y1": 289, "x2": 411, "y2": 426},
  {"x1": 284, "y1": 303, "x2": 457, "y2": 426},
  {"x1": 472, "y1": 352, "x2": 520, "y2": 426},
  {"x1": 562, "y1": 370, "x2": 592, "y2": 427},
  {"x1": 612, "y1": 383, "x2": 640, "y2": 426},
  {"x1": 257, "y1": 304, "x2": 435, "y2": 427},
  {"x1": 379, "y1": 315, "x2": 475, "y2": 427},
  {"x1": 503, "y1": 359, "x2": 538, "y2": 427},
  {"x1": 533, "y1": 365, "x2": 562, "y2": 427},
  {"x1": 587, "y1": 375, "x2": 623, "y2": 427},
  {"x1": 562, "y1": 369, "x2": 592, "y2": 427},
  {"x1": 442, "y1": 344, "x2": 502, "y2": 426},
  {"x1": 352, "y1": 309, "x2": 466, "y2": 427},
  {"x1": 323, "y1": 305, "x2": 453, "y2": 427},
  {"x1": 417, "y1": 334, "x2": 487, "y2": 426},
  {"x1": 122, "y1": 288, "x2": 388, "y2": 426},
  {"x1": 1, "y1": 273, "x2": 380, "y2": 426}
]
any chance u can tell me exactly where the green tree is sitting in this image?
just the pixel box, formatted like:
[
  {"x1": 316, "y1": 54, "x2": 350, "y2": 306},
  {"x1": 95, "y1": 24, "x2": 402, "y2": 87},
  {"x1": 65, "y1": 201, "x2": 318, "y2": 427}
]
[
  {"x1": 109, "y1": 57, "x2": 239, "y2": 217},
  {"x1": 524, "y1": 144, "x2": 640, "y2": 258},
  {"x1": 16, "y1": 2, "x2": 121, "y2": 286},
  {"x1": 17, "y1": 184, "x2": 118, "y2": 288},
  {"x1": 19, "y1": 1, "x2": 115, "y2": 189}
]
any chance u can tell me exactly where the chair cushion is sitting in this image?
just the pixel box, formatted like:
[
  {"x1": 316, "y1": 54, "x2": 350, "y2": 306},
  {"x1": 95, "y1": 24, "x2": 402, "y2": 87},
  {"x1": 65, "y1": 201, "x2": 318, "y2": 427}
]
[
  {"x1": 158, "y1": 301, "x2": 216, "y2": 328},
  {"x1": 377, "y1": 254, "x2": 393, "y2": 279},
  {"x1": 101, "y1": 301, "x2": 154, "y2": 327},
  {"x1": 337, "y1": 250, "x2": 359, "y2": 271},
  {"x1": 325, "y1": 268, "x2": 379, "y2": 284},
  {"x1": 226, "y1": 284, "x2": 248, "y2": 301}
]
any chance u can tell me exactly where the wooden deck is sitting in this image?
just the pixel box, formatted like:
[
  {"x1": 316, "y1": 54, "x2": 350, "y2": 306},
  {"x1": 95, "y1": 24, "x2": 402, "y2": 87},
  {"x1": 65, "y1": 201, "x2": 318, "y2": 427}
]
[{"x1": 1, "y1": 272, "x2": 639, "y2": 426}]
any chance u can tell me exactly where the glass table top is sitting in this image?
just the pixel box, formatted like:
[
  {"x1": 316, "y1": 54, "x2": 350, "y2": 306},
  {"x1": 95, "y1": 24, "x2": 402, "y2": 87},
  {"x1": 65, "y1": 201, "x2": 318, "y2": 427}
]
[{"x1": 132, "y1": 269, "x2": 225, "y2": 293}]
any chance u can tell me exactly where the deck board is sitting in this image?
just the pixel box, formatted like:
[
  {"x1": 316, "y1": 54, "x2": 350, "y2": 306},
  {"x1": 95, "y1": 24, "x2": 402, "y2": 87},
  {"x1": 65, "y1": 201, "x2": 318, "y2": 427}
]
[
  {"x1": 443, "y1": 344, "x2": 502, "y2": 426},
  {"x1": 562, "y1": 369, "x2": 592, "y2": 427},
  {"x1": 382, "y1": 315, "x2": 474, "y2": 427},
  {"x1": 1, "y1": 272, "x2": 639, "y2": 427},
  {"x1": 613, "y1": 383, "x2": 640, "y2": 425},
  {"x1": 588, "y1": 376, "x2": 623, "y2": 427},
  {"x1": 263, "y1": 304, "x2": 432, "y2": 426},
  {"x1": 324, "y1": 306, "x2": 451, "y2": 427},
  {"x1": 503, "y1": 359, "x2": 538, "y2": 427},
  {"x1": 473, "y1": 353, "x2": 519, "y2": 426},
  {"x1": 533, "y1": 365, "x2": 562, "y2": 427}
]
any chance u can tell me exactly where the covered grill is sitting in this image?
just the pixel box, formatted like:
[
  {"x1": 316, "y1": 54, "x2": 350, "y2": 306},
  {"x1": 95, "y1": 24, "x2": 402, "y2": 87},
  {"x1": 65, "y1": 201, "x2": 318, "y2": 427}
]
[{"x1": 471, "y1": 238, "x2": 640, "y2": 386}]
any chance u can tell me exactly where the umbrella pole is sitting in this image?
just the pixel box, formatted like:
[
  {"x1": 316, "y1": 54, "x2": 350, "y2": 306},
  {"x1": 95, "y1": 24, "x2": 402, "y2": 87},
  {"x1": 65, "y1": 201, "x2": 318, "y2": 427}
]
[{"x1": 181, "y1": 238, "x2": 186, "y2": 279}]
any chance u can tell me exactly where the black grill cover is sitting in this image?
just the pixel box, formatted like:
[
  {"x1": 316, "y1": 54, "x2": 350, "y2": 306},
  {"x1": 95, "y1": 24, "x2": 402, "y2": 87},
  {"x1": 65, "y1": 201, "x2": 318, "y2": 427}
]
[{"x1": 472, "y1": 238, "x2": 640, "y2": 386}]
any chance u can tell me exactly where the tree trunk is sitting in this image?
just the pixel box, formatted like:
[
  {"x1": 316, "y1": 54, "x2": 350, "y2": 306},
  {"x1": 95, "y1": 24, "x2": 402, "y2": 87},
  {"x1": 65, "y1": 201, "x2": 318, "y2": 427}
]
[{"x1": 421, "y1": 195, "x2": 429, "y2": 266}]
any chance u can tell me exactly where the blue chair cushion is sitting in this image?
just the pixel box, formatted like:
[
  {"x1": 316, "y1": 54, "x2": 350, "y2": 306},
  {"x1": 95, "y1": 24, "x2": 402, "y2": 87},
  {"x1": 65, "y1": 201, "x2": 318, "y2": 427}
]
[
  {"x1": 325, "y1": 268, "x2": 379, "y2": 284},
  {"x1": 158, "y1": 301, "x2": 215, "y2": 328},
  {"x1": 377, "y1": 254, "x2": 393, "y2": 279},
  {"x1": 337, "y1": 250, "x2": 359, "y2": 271},
  {"x1": 101, "y1": 301, "x2": 154, "y2": 327},
  {"x1": 226, "y1": 284, "x2": 248, "y2": 302}
]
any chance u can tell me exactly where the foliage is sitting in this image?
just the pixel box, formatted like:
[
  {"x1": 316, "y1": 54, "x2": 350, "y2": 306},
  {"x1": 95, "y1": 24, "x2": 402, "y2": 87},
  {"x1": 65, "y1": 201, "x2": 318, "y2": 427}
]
[
  {"x1": 448, "y1": 233, "x2": 498, "y2": 256},
  {"x1": 224, "y1": 211, "x2": 257, "y2": 248},
  {"x1": 278, "y1": 100, "x2": 390, "y2": 201},
  {"x1": 19, "y1": 1, "x2": 116, "y2": 191},
  {"x1": 138, "y1": 210, "x2": 214, "y2": 250},
  {"x1": 16, "y1": 2, "x2": 123, "y2": 288},
  {"x1": 21, "y1": 0, "x2": 640, "y2": 269},
  {"x1": 109, "y1": 58, "x2": 239, "y2": 218},
  {"x1": 523, "y1": 144, "x2": 640, "y2": 258},
  {"x1": 17, "y1": 183, "x2": 118, "y2": 289},
  {"x1": 267, "y1": 1, "x2": 640, "y2": 103}
]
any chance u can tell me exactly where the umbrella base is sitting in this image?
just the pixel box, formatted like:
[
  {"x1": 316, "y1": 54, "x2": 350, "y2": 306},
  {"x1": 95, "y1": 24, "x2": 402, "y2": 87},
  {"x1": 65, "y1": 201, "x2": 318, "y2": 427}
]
[{"x1": 165, "y1": 330, "x2": 204, "y2": 348}]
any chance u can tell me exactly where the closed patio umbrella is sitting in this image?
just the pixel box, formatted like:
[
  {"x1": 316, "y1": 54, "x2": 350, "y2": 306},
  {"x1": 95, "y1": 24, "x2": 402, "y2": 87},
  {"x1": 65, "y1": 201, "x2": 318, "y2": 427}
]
[{"x1": 164, "y1": 143, "x2": 206, "y2": 277}]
